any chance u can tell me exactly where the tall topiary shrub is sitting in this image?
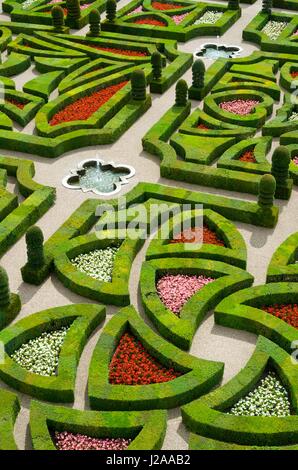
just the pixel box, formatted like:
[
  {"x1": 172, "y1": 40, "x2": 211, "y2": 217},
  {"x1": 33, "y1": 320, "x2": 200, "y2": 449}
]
[
  {"x1": 258, "y1": 174, "x2": 276, "y2": 208},
  {"x1": 192, "y1": 59, "x2": 205, "y2": 89},
  {"x1": 228, "y1": 0, "x2": 240, "y2": 10},
  {"x1": 271, "y1": 146, "x2": 290, "y2": 185},
  {"x1": 0, "y1": 267, "x2": 10, "y2": 308},
  {"x1": 66, "y1": 0, "x2": 81, "y2": 21},
  {"x1": 25, "y1": 226, "x2": 45, "y2": 269},
  {"x1": 262, "y1": 0, "x2": 272, "y2": 14},
  {"x1": 88, "y1": 9, "x2": 101, "y2": 36},
  {"x1": 175, "y1": 79, "x2": 188, "y2": 106},
  {"x1": 131, "y1": 70, "x2": 146, "y2": 101},
  {"x1": 51, "y1": 5, "x2": 65, "y2": 33},
  {"x1": 106, "y1": 0, "x2": 117, "y2": 22},
  {"x1": 151, "y1": 52, "x2": 162, "y2": 80}
]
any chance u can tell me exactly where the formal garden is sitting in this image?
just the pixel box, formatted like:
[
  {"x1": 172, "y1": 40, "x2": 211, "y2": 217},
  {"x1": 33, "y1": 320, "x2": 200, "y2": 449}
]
[{"x1": 0, "y1": 0, "x2": 297, "y2": 453}]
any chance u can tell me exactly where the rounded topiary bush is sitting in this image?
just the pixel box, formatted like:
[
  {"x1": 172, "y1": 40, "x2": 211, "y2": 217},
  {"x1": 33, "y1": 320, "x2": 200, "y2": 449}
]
[
  {"x1": 88, "y1": 9, "x2": 101, "y2": 36},
  {"x1": 262, "y1": 0, "x2": 272, "y2": 14},
  {"x1": 258, "y1": 174, "x2": 276, "y2": 208},
  {"x1": 151, "y1": 52, "x2": 162, "y2": 80},
  {"x1": 51, "y1": 5, "x2": 65, "y2": 33},
  {"x1": 131, "y1": 70, "x2": 146, "y2": 101},
  {"x1": 175, "y1": 79, "x2": 188, "y2": 106},
  {"x1": 106, "y1": 0, "x2": 117, "y2": 22},
  {"x1": 25, "y1": 226, "x2": 45, "y2": 269},
  {"x1": 192, "y1": 59, "x2": 205, "y2": 89},
  {"x1": 0, "y1": 267, "x2": 10, "y2": 308},
  {"x1": 66, "y1": 0, "x2": 81, "y2": 20},
  {"x1": 271, "y1": 146, "x2": 290, "y2": 184}
]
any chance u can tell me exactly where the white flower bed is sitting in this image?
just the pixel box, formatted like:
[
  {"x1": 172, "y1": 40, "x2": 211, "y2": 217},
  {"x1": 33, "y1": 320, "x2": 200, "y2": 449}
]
[
  {"x1": 22, "y1": 0, "x2": 39, "y2": 10},
  {"x1": 261, "y1": 20, "x2": 288, "y2": 41},
  {"x1": 11, "y1": 327, "x2": 69, "y2": 376},
  {"x1": 71, "y1": 246, "x2": 120, "y2": 282},
  {"x1": 289, "y1": 111, "x2": 298, "y2": 121},
  {"x1": 229, "y1": 372, "x2": 291, "y2": 417},
  {"x1": 195, "y1": 11, "x2": 223, "y2": 25}
]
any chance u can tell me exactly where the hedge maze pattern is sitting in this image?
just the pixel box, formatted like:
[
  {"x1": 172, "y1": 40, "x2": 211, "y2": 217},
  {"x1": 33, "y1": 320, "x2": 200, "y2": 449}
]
[{"x1": 0, "y1": 0, "x2": 297, "y2": 452}]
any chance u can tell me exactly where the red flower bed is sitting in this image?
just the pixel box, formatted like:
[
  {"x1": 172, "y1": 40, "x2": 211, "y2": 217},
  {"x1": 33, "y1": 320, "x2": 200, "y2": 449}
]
[
  {"x1": 5, "y1": 98, "x2": 26, "y2": 110},
  {"x1": 170, "y1": 225, "x2": 225, "y2": 246},
  {"x1": 134, "y1": 18, "x2": 166, "y2": 27},
  {"x1": 263, "y1": 304, "x2": 298, "y2": 329},
  {"x1": 291, "y1": 71, "x2": 298, "y2": 79},
  {"x1": 239, "y1": 150, "x2": 257, "y2": 163},
  {"x1": 152, "y1": 2, "x2": 184, "y2": 10},
  {"x1": 86, "y1": 44, "x2": 148, "y2": 57},
  {"x1": 49, "y1": 81, "x2": 128, "y2": 126},
  {"x1": 109, "y1": 332, "x2": 181, "y2": 385},
  {"x1": 54, "y1": 431, "x2": 131, "y2": 451},
  {"x1": 197, "y1": 123, "x2": 209, "y2": 131}
]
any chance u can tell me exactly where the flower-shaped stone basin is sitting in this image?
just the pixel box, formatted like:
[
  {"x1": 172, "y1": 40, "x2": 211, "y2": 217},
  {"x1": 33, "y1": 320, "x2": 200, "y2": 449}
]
[
  {"x1": 195, "y1": 43, "x2": 242, "y2": 60},
  {"x1": 62, "y1": 159, "x2": 135, "y2": 196}
]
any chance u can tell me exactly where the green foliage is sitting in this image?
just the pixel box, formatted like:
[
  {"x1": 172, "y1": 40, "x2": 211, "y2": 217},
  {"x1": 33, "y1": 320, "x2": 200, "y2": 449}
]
[
  {"x1": 262, "y1": 0, "x2": 272, "y2": 14},
  {"x1": 106, "y1": 0, "x2": 117, "y2": 22},
  {"x1": 51, "y1": 6, "x2": 64, "y2": 33},
  {"x1": 258, "y1": 174, "x2": 276, "y2": 208},
  {"x1": 175, "y1": 79, "x2": 188, "y2": 106},
  {"x1": 228, "y1": 0, "x2": 240, "y2": 9},
  {"x1": 131, "y1": 69, "x2": 146, "y2": 101},
  {"x1": 151, "y1": 51, "x2": 162, "y2": 80},
  {"x1": 66, "y1": 0, "x2": 81, "y2": 20},
  {"x1": 88, "y1": 9, "x2": 101, "y2": 36},
  {"x1": 25, "y1": 226, "x2": 45, "y2": 269},
  {"x1": 192, "y1": 59, "x2": 205, "y2": 88},
  {"x1": 0, "y1": 266, "x2": 10, "y2": 308}
]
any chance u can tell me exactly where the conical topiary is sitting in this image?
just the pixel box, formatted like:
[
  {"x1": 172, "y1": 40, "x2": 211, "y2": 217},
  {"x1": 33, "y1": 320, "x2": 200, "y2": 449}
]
[
  {"x1": 25, "y1": 226, "x2": 45, "y2": 269},
  {"x1": 131, "y1": 70, "x2": 146, "y2": 101},
  {"x1": 192, "y1": 59, "x2": 205, "y2": 88},
  {"x1": 262, "y1": 0, "x2": 272, "y2": 14},
  {"x1": 106, "y1": 0, "x2": 117, "y2": 22},
  {"x1": 88, "y1": 9, "x2": 101, "y2": 36},
  {"x1": 66, "y1": 0, "x2": 81, "y2": 21},
  {"x1": 258, "y1": 174, "x2": 276, "y2": 208},
  {"x1": 0, "y1": 267, "x2": 10, "y2": 308},
  {"x1": 51, "y1": 5, "x2": 65, "y2": 33},
  {"x1": 151, "y1": 52, "x2": 162, "y2": 80},
  {"x1": 175, "y1": 79, "x2": 188, "y2": 106},
  {"x1": 228, "y1": 0, "x2": 240, "y2": 10}
]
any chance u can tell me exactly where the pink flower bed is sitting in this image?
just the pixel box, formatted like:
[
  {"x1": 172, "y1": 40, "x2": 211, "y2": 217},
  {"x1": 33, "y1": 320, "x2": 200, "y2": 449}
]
[
  {"x1": 293, "y1": 156, "x2": 298, "y2": 166},
  {"x1": 172, "y1": 13, "x2": 188, "y2": 24},
  {"x1": 157, "y1": 274, "x2": 215, "y2": 315},
  {"x1": 219, "y1": 99, "x2": 259, "y2": 116},
  {"x1": 128, "y1": 5, "x2": 143, "y2": 15},
  {"x1": 54, "y1": 431, "x2": 131, "y2": 450}
]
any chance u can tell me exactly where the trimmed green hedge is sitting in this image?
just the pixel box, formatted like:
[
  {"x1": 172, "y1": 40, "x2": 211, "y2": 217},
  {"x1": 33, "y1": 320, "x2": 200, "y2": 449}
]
[
  {"x1": 145, "y1": 208, "x2": 247, "y2": 269},
  {"x1": 182, "y1": 336, "x2": 298, "y2": 447},
  {"x1": 88, "y1": 305, "x2": 224, "y2": 410},
  {"x1": 30, "y1": 401, "x2": 167, "y2": 450},
  {"x1": 141, "y1": 257, "x2": 253, "y2": 349},
  {"x1": 189, "y1": 434, "x2": 298, "y2": 450},
  {"x1": 267, "y1": 232, "x2": 298, "y2": 282},
  {"x1": 0, "y1": 303, "x2": 106, "y2": 402},
  {"x1": 2, "y1": 88, "x2": 44, "y2": 127},
  {"x1": 214, "y1": 282, "x2": 298, "y2": 353},
  {"x1": 23, "y1": 70, "x2": 65, "y2": 101},
  {"x1": 53, "y1": 231, "x2": 145, "y2": 306},
  {"x1": 0, "y1": 52, "x2": 31, "y2": 77},
  {"x1": 0, "y1": 389, "x2": 20, "y2": 450}
]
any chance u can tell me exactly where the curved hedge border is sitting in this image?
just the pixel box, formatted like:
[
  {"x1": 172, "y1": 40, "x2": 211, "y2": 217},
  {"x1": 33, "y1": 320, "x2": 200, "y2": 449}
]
[
  {"x1": 267, "y1": 232, "x2": 298, "y2": 283},
  {"x1": 0, "y1": 52, "x2": 31, "y2": 77},
  {"x1": 2, "y1": 88, "x2": 44, "y2": 127},
  {"x1": 53, "y1": 231, "x2": 145, "y2": 306},
  {"x1": 214, "y1": 282, "x2": 298, "y2": 354},
  {"x1": 182, "y1": 336, "x2": 298, "y2": 447},
  {"x1": 217, "y1": 136, "x2": 272, "y2": 175},
  {"x1": 30, "y1": 401, "x2": 167, "y2": 450},
  {"x1": 140, "y1": 258, "x2": 253, "y2": 349},
  {"x1": 103, "y1": 0, "x2": 240, "y2": 42},
  {"x1": 189, "y1": 434, "x2": 298, "y2": 450},
  {"x1": 88, "y1": 305, "x2": 224, "y2": 411},
  {"x1": 23, "y1": 70, "x2": 65, "y2": 101},
  {"x1": 0, "y1": 389, "x2": 20, "y2": 450},
  {"x1": 0, "y1": 303, "x2": 106, "y2": 402},
  {"x1": 145, "y1": 208, "x2": 247, "y2": 268},
  {"x1": 263, "y1": 100, "x2": 298, "y2": 137}
]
